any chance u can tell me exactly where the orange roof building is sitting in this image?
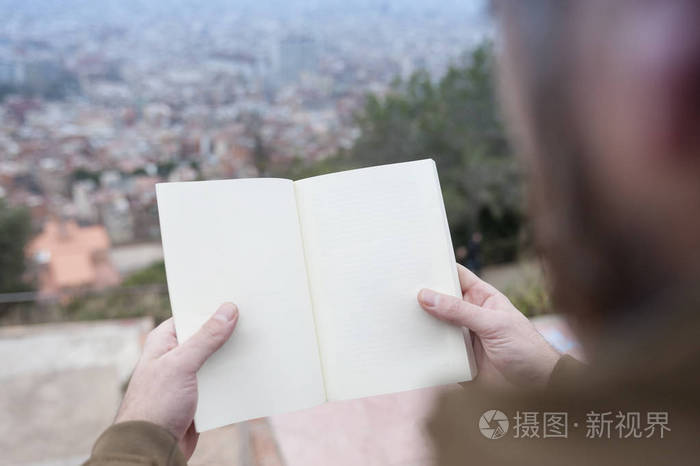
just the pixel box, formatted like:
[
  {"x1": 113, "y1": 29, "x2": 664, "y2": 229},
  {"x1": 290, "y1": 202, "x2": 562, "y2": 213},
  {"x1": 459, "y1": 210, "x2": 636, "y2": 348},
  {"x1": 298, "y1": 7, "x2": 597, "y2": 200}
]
[{"x1": 27, "y1": 220, "x2": 121, "y2": 294}]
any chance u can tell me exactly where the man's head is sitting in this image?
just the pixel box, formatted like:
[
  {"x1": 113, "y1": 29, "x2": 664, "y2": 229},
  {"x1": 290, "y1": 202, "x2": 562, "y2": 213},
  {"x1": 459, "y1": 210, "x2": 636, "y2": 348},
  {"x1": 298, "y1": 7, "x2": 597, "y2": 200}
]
[{"x1": 493, "y1": 0, "x2": 700, "y2": 343}]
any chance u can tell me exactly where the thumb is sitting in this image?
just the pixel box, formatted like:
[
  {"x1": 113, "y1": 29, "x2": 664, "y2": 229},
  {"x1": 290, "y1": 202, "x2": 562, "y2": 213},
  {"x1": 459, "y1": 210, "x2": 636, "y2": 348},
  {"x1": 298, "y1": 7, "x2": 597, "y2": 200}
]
[
  {"x1": 175, "y1": 302, "x2": 239, "y2": 372},
  {"x1": 418, "y1": 289, "x2": 491, "y2": 335}
]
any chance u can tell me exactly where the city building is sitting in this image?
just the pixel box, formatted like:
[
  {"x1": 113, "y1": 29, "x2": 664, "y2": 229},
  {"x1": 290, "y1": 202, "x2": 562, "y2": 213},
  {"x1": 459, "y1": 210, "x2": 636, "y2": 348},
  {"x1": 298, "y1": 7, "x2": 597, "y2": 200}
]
[{"x1": 27, "y1": 220, "x2": 120, "y2": 294}]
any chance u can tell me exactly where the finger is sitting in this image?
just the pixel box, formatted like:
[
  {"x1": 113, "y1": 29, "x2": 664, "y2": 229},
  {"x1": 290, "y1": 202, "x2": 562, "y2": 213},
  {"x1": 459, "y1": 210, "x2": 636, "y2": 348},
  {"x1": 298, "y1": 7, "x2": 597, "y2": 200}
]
[
  {"x1": 142, "y1": 318, "x2": 178, "y2": 359},
  {"x1": 418, "y1": 288, "x2": 492, "y2": 334},
  {"x1": 456, "y1": 264, "x2": 481, "y2": 293},
  {"x1": 173, "y1": 302, "x2": 239, "y2": 372},
  {"x1": 457, "y1": 264, "x2": 500, "y2": 306}
]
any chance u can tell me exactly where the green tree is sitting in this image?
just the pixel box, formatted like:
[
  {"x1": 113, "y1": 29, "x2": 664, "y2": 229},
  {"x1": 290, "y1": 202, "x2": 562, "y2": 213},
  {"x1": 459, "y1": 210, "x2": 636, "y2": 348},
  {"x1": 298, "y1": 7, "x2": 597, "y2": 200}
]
[
  {"x1": 0, "y1": 200, "x2": 33, "y2": 292},
  {"x1": 122, "y1": 260, "x2": 167, "y2": 287},
  {"x1": 284, "y1": 42, "x2": 524, "y2": 263}
]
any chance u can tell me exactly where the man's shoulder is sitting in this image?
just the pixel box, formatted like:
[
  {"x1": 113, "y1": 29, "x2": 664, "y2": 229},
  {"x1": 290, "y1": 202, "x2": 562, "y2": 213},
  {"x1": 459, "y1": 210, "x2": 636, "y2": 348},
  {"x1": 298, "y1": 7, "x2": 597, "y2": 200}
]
[{"x1": 428, "y1": 358, "x2": 700, "y2": 466}]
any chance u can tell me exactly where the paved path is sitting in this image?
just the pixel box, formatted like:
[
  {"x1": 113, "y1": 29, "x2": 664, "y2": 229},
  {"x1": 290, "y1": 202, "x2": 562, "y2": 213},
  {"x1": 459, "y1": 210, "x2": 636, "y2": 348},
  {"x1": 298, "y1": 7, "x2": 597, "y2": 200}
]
[{"x1": 0, "y1": 319, "x2": 151, "y2": 465}]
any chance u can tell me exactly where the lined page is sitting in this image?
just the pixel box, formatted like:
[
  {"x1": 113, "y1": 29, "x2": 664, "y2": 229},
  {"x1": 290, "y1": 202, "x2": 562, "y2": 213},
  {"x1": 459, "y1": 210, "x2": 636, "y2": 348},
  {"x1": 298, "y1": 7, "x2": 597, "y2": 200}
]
[
  {"x1": 295, "y1": 159, "x2": 474, "y2": 400},
  {"x1": 157, "y1": 179, "x2": 325, "y2": 431}
]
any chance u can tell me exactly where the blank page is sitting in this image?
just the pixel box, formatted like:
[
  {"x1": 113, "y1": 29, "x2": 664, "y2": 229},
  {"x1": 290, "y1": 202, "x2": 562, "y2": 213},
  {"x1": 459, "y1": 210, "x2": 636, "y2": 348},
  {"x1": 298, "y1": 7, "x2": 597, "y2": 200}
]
[
  {"x1": 295, "y1": 159, "x2": 474, "y2": 400},
  {"x1": 157, "y1": 179, "x2": 325, "y2": 431}
]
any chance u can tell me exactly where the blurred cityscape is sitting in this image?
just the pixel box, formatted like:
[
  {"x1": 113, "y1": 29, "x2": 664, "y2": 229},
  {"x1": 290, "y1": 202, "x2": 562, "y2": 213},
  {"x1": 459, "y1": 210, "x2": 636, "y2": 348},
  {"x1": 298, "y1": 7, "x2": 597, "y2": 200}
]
[{"x1": 0, "y1": 0, "x2": 491, "y2": 302}]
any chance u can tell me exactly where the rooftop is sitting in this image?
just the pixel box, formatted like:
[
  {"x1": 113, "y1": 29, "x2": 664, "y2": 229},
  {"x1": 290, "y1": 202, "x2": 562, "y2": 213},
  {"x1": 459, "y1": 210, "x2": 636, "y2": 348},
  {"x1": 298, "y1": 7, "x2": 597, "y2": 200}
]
[{"x1": 27, "y1": 220, "x2": 120, "y2": 292}]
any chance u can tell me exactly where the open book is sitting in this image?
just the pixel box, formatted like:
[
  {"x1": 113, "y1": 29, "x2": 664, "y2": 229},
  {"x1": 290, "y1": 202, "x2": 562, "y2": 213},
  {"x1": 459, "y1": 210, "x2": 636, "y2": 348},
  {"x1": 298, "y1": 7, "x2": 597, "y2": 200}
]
[{"x1": 156, "y1": 159, "x2": 476, "y2": 432}]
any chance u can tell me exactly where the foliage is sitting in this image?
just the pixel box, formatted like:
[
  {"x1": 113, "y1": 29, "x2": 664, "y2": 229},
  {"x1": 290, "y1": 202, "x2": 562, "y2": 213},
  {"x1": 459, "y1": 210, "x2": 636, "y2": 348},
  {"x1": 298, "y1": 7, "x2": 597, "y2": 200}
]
[
  {"x1": 122, "y1": 260, "x2": 167, "y2": 286},
  {"x1": 0, "y1": 200, "x2": 33, "y2": 293},
  {"x1": 63, "y1": 261, "x2": 170, "y2": 324},
  {"x1": 282, "y1": 43, "x2": 525, "y2": 263},
  {"x1": 62, "y1": 286, "x2": 171, "y2": 324},
  {"x1": 71, "y1": 167, "x2": 101, "y2": 185},
  {"x1": 482, "y1": 260, "x2": 552, "y2": 317},
  {"x1": 505, "y1": 279, "x2": 551, "y2": 318},
  {"x1": 0, "y1": 261, "x2": 171, "y2": 326}
]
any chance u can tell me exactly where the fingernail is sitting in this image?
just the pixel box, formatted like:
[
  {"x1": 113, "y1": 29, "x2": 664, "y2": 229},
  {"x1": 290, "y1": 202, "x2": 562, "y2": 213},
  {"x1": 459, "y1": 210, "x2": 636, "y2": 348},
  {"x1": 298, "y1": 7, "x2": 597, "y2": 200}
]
[
  {"x1": 419, "y1": 289, "x2": 439, "y2": 308},
  {"x1": 214, "y1": 302, "x2": 238, "y2": 322}
]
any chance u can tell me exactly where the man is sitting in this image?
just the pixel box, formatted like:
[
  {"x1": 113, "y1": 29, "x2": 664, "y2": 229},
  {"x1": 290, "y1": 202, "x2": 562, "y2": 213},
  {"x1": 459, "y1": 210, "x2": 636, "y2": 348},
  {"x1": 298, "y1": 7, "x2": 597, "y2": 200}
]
[
  {"x1": 86, "y1": 0, "x2": 700, "y2": 464},
  {"x1": 426, "y1": 1, "x2": 700, "y2": 464}
]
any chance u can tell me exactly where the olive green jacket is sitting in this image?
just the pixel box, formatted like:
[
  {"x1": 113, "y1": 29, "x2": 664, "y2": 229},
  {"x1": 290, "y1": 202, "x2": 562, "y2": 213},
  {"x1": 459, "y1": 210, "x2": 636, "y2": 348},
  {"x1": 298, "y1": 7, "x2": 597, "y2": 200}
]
[
  {"x1": 428, "y1": 301, "x2": 700, "y2": 466},
  {"x1": 85, "y1": 421, "x2": 186, "y2": 465}
]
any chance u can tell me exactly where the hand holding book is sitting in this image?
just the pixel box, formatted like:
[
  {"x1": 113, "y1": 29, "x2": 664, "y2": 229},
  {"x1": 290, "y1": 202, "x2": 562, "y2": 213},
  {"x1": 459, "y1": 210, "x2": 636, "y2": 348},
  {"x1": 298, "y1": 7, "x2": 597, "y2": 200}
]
[
  {"x1": 152, "y1": 159, "x2": 574, "y2": 432},
  {"x1": 157, "y1": 159, "x2": 478, "y2": 430},
  {"x1": 418, "y1": 264, "x2": 560, "y2": 389},
  {"x1": 112, "y1": 264, "x2": 559, "y2": 462}
]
